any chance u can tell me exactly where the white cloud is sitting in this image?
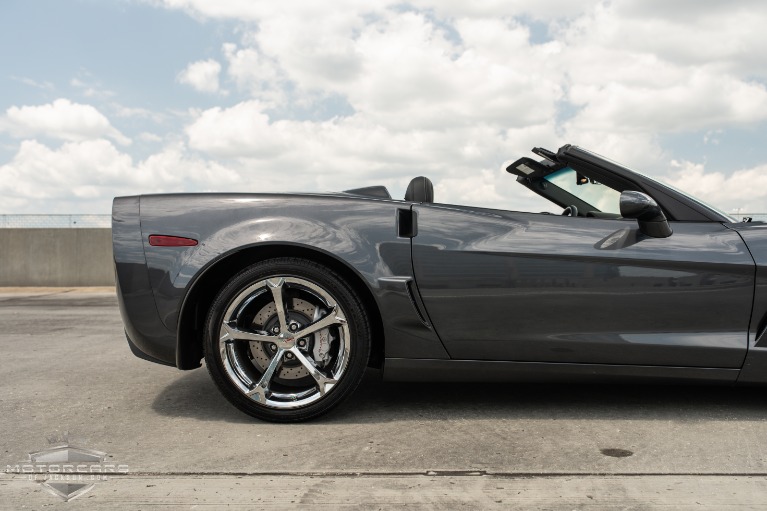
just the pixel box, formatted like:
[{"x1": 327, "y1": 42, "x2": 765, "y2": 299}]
[
  {"x1": 177, "y1": 59, "x2": 223, "y2": 94},
  {"x1": 409, "y1": 0, "x2": 593, "y2": 20},
  {"x1": 2, "y1": 0, "x2": 767, "y2": 214},
  {"x1": 159, "y1": 0, "x2": 590, "y2": 22},
  {"x1": 184, "y1": 99, "x2": 563, "y2": 207},
  {"x1": 236, "y1": 11, "x2": 564, "y2": 132},
  {"x1": 70, "y1": 77, "x2": 116, "y2": 99},
  {"x1": 598, "y1": 1, "x2": 767, "y2": 77},
  {"x1": 157, "y1": 0, "x2": 391, "y2": 22},
  {"x1": 556, "y1": 2, "x2": 767, "y2": 137},
  {"x1": 565, "y1": 69, "x2": 767, "y2": 134},
  {"x1": 186, "y1": 100, "x2": 277, "y2": 157},
  {"x1": 111, "y1": 103, "x2": 167, "y2": 123},
  {"x1": 138, "y1": 132, "x2": 163, "y2": 142},
  {"x1": 665, "y1": 160, "x2": 767, "y2": 214},
  {"x1": 0, "y1": 139, "x2": 237, "y2": 213},
  {"x1": 0, "y1": 139, "x2": 133, "y2": 209},
  {"x1": 204, "y1": 2, "x2": 767, "y2": 148},
  {"x1": 167, "y1": 1, "x2": 767, "y2": 212},
  {"x1": 255, "y1": 12, "x2": 365, "y2": 92},
  {"x1": 0, "y1": 99, "x2": 130, "y2": 146},
  {"x1": 222, "y1": 43, "x2": 285, "y2": 105},
  {"x1": 186, "y1": 100, "x2": 491, "y2": 166},
  {"x1": 11, "y1": 76, "x2": 54, "y2": 91}
]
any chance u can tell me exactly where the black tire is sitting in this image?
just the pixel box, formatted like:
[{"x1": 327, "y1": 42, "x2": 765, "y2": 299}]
[{"x1": 204, "y1": 257, "x2": 370, "y2": 422}]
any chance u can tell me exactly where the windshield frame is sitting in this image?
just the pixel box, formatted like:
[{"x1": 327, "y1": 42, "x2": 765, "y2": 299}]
[{"x1": 558, "y1": 145, "x2": 737, "y2": 223}]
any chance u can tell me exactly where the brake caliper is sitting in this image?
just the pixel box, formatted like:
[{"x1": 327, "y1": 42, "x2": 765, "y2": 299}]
[{"x1": 312, "y1": 306, "x2": 334, "y2": 368}]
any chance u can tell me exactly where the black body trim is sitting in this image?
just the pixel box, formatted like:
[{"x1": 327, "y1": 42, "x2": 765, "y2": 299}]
[
  {"x1": 125, "y1": 331, "x2": 175, "y2": 367},
  {"x1": 383, "y1": 358, "x2": 738, "y2": 384}
]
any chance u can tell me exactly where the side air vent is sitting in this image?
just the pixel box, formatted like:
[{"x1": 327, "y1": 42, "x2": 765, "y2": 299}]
[
  {"x1": 377, "y1": 276, "x2": 432, "y2": 329},
  {"x1": 755, "y1": 311, "x2": 767, "y2": 347},
  {"x1": 405, "y1": 280, "x2": 430, "y2": 328}
]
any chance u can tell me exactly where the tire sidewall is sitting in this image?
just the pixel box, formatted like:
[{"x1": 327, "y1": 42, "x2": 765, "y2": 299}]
[{"x1": 204, "y1": 257, "x2": 370, "y2": 422}]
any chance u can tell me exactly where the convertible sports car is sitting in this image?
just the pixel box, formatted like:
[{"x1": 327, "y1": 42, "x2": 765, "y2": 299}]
[{"x1": 113, "y1": 144, "x2": 767, "y2": 422}]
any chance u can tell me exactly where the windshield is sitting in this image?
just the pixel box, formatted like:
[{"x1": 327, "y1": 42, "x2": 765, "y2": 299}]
[
  {"x1": 544, "y1": 167, "x2": 622, "y2": 214},
  {"x1": 572, "y1": 147, "x2": 738, "y2": 222}
]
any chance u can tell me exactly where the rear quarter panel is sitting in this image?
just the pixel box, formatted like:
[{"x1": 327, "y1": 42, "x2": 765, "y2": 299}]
[
  {"x1": 113, "y1": 196, "x2": 176, "y2": 364},
  {"x1": 133, "y1": 193, "x2": 447, "y2": 366}
]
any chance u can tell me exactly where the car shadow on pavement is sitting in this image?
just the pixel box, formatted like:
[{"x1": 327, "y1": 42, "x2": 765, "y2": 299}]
[
  {"x1": 151, "y1": 367, "x2": 255, "y2": 424},
  {"x1": 152, "y1": 366, "x2": 767, "y2": 424},
  {"x1": 329, "y1": 372, "x2": 767, "y2": 425}
]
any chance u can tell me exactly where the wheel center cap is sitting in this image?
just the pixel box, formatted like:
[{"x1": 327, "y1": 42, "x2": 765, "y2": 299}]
[{"x1": 274, "y1": 332, "x2": 296, "y2": 349}]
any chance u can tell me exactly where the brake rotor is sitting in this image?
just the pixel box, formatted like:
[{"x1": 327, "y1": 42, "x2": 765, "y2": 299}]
[{"x1": 249, "y1": 298, "x2": 318, "y2": 380}]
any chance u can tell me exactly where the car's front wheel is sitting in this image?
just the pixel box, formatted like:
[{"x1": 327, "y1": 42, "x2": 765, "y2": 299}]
[{"x1": 204, "y1": 257, "x2": 370, "y2": 422}]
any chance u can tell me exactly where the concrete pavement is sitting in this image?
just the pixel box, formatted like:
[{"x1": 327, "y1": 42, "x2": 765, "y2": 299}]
[{"x1": 2, "y1": 289, "x2": 767, "y2": 509}]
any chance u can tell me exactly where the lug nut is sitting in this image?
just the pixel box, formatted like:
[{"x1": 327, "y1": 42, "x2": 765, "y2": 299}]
[
  {"x1": 297, "y1": 339, "x2": 306, "y2": 348},
  {"x1": 270, "y1": 344, "x2": 277, "y2": 352},
  {"x1": 289, "y1": 323, "x2": 299, "y2": 332},
  {"x1": 271, "y1": 326, "x2": 280, "y2": 334},
  {"x1": 286, "y1": 352, "x2": 294, "y2": 360}
]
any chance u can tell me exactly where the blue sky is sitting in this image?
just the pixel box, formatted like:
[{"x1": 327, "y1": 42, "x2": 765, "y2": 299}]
[
  {"x1": 0, "y1": 1, "x2": 228, "y2": 108},
  {"x1": 0, "y1": 0, "x2": 766, "y2": 214}
]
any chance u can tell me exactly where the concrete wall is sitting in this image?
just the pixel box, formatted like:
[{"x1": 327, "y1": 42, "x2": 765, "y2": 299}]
[{"x1": 0, "y1": 228, "x2": 113, "y2": 286}]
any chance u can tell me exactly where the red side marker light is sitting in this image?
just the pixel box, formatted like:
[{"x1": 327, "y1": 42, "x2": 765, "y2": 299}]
[{"x1": 148, "y1": 235, "x2": 198, "y2": 247}]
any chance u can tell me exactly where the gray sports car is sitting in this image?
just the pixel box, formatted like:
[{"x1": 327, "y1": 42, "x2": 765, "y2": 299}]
[{"x1": 113, "y1": 144, "x2": 767, "y2": 422}]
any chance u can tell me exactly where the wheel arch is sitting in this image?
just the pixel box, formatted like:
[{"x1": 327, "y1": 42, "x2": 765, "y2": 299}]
[{"x1": 176, "y1": 243, "x2": 385, "y2": 371}]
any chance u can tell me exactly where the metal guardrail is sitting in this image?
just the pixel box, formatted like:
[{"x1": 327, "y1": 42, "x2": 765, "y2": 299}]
[{"x1": 0, "y1": 214, "x2": 112, "y2": 228}]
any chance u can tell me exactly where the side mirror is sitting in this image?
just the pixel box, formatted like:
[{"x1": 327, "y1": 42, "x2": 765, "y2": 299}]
[{"x1": 620, "y1": 191, "x2": 672, "y2": 238}]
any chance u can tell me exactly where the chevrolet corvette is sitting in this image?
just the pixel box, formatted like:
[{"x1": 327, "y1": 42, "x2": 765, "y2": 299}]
[{"x1": 113, "y1": 144, "x2": 767, "y2": 421}]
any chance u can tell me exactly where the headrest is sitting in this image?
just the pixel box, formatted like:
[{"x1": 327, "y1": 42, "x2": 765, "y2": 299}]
[{"x1": 405, "y1": 176, "x2": 434, "y2": 203}]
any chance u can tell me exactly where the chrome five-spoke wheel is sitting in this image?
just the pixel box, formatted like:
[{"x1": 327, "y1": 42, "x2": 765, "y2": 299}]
[{"x1": 204, "y1": 258, "x2": 370, "y2": 422}]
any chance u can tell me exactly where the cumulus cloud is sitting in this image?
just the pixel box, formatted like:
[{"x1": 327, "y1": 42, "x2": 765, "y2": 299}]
[
  {"x1": 234, "y1": 11, "x2": 564, "y2": 132},
  {"x1": 159, "y1": 0, "x2": 589, "y2": 23},
  {"x1": 70, "y1": 77, "x2": 116, "y2": 99},
  {"x1": 148, "y1": 2, "x2": 767, "y2": 212},
  {"x1": 11, "y1": 76, "x2": 54, "y2": 91},
  {"x1": 186, "y1": 100, "x2": 490, "y2": 167},
  {"x1": 2, "y1": 0, "x2": 766, "y2": 213},
  {"x1": 222, "y1": 43, "x2": 285, "y2": 106},
  {"x1": 157, "y1": 0, "x2": 390, "y2": 22},
  {"x1": 138, "y1": 132, "x2": 163, "y2": 143},
  {"x1": 111, "y1": 104, "x2": 167, "y2": 123},
  {"x1": 584, "y1": 0, "x2": 767, "y2": 77},
  {"x1": 665, "y1": 160, "x2": 767, "y2": 214},
  {"x1": 565, "y1": 70, "x2": 767, "y2": 134},
  {"x1": 187, "y1": 100, "x2": 282, "y2": 157},
  {"x1": 408, "y1": 0, "x2": 596, "y2": 20},
  {"x1": 183, "y1": 99, "x2": 564, "y2": 208},
  {"x1": 0, "y1": 139, "x2": 237, "y2": 213},
  {"x1": 557, "y1": 3, "x2": 767, "y2": 138},
  {"x1": 0, "y1": 99, "x2": 130, "y2": 145},
  {"x1": 177, "y1": 59, "x2": 223, "y2": 93},
  {"x1": 196, "y1": 2, "x2": 767, "y2": 143}
]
